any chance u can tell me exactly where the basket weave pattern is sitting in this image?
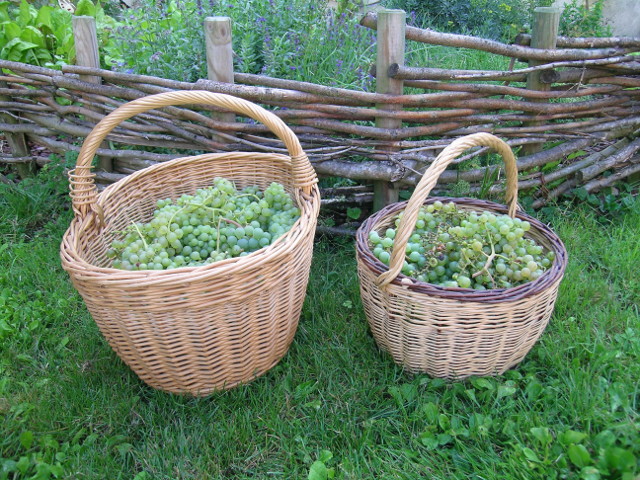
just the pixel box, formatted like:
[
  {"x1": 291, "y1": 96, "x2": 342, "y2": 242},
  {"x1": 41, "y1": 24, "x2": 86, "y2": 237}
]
[
  {"x1": 356, "y1": 133, "x2": 567, "y2": 378},
  {"x1": 61, "y1": 91, "x2": 320, "y2": 395}
]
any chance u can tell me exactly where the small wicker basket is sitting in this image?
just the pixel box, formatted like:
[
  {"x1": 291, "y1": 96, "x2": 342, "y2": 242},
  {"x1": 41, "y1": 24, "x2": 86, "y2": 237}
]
[
  {"x1": 356, "y1": 133, "x2": 567, "y2": 378},
  {"x1": 61, "y1": 91, "x2": 320, "y2": 396}
]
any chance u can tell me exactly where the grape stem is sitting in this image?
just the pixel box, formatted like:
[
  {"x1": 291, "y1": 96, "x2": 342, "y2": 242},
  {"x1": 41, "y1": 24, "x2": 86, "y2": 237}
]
[
  {"x1": 216, "y1": 217, "x2": 222, "y2": 253},
  {"x1": 165, "y1": 190, "x2": 221, "y2": 228},
  {"x1": 166, "y1": 205, "x2": 190, "y2": 229},
  {"x1": 220, "y1": 217, "x2": 242, "y2": 228},
  {"x1": 237, "y1": 193, "x2": 262, "y2": 203},
  {"x1": 472, "y1": 233, "x2": 496, "y2": 288},
  {"x1": 130, "y1": 221, "x2": 148, "y2": 249}
]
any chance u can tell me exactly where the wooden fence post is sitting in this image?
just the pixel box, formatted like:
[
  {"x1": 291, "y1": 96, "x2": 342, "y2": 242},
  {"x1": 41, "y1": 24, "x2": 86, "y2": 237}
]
[
  {"x1": 72, "y1": 15, "x2": 112, "y2": 172},
  {"x1": 204, "y1": 17, "x2": 235, "y2": 126},
  {"x1": 0, "y1": 81, "x2": 35, "y2": 179},
  {"x1": 522, "y1": 7, "x2": 560, "y2": 156},
  {"x1": 374, "y1": 9, "x2": 405, "y2": 211}
]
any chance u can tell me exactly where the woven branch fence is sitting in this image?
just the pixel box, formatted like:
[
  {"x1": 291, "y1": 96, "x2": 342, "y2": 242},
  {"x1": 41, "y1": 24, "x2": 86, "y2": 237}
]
[{"x1": 1, "y1": 9, "x2": 639, "y2": 209}]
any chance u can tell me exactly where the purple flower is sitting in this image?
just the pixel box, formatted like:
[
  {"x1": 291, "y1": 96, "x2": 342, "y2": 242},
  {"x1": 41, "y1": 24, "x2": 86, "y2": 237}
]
[
  {"x1": 409, "y1": 10, "x2": 417, "y2": 26},
  {"x1": 356, "y1": 66, "x2": 373, "y2": 92}
]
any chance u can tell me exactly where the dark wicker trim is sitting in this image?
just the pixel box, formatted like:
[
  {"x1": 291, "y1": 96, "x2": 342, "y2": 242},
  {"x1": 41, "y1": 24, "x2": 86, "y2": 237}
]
[{"x1": 356, "y1": 197, "x2": 568, "y2": 304}]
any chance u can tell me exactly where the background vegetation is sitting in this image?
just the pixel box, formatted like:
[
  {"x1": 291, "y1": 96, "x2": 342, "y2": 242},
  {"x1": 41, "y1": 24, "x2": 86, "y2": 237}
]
[
  {"x1": 0, "y1": 163, "x2": 638, "y2": 479},
  {"x1": 1, "y1": 2, "x2": 636, "y2": 478},
  {"x1": 1, "y1": 0, "x2": 612, "y2": 83}
]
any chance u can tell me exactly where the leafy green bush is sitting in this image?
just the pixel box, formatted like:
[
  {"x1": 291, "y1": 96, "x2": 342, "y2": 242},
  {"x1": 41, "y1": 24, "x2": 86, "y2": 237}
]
[
  {"x1": 0, "y1": 0, "x2": 73, "y2": 67},
  {"x1": 104, "y1": 0, "x2": 376, "y2": 88},
  {"x1": 384, "y1": 0, "x2": 541, "y2": 40},
  {"x1": 560, "y1": 0, "x2": 612, "y2": 37},
  {"x1": 385, "y1": 0, "x2": 611, "y2": 40},
  {"x1": 0, "y1": 0, "x2": 121, "y2": 69}
]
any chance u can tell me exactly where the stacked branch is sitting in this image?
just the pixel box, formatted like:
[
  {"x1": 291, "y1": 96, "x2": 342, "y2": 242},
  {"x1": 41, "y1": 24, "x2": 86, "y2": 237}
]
[{"x1": 2, "y1": 13, "x2": 640, "y2": 206}]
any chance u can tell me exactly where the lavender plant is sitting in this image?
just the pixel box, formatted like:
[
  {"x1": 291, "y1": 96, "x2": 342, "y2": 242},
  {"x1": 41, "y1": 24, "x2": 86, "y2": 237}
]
[{"x1": 106, "y1": 0, "x2": 376, "y2": 90}]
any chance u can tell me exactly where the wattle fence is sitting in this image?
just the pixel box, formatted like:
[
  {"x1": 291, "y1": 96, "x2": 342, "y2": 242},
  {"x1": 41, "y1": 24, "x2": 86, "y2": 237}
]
[{"x1": 1, "y1": 9, "x2": 639, "y2": 210}]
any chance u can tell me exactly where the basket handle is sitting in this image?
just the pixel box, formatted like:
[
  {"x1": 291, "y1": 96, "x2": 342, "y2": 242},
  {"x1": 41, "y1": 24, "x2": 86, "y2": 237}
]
[
  {"x1": 69, "y1": 90, "x2": 317, "y2": 220},
  {"x1": 376, "y1": 132, "x2": 519, "y2": 288}
]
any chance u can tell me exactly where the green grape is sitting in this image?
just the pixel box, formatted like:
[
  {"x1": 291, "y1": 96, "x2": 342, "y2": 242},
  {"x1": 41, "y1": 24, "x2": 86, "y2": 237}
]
[
  {"x1": 456, "y1": 275, "x2": 471, "y2": 288},
  {"x1": 110, "y1": 179, "x2": 300, "y2": 270},
  {"x1": 409, "y1": 251, "x2": 421, "y2": 263},
  {"x1": 368, "y1": 203, "x2": 551, "y2": 290}
]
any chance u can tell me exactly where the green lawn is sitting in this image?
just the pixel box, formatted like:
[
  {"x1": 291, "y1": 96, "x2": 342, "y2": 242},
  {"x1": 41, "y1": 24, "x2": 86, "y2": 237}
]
[{"x1": 0, "y1": 178, "x2": 638, "y2": 479}]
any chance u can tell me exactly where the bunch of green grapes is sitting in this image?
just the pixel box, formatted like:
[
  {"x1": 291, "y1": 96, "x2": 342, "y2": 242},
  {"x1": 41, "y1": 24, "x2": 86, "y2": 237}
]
[
  {"x1": 108, "y1": 178, "x2": 300, "y2": 270},
  {"x1": 369, "y1": 200, "x2": 555, "y2": 290}
]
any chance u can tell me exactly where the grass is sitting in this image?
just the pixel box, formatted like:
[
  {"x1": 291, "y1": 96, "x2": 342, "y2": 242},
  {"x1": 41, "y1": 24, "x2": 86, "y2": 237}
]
[{"x1": 0, "y1": 169, "x2": 639, "y2": 479}]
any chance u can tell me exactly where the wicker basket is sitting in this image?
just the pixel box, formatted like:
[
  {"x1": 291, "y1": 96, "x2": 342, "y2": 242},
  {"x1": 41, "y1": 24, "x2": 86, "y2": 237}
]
[
  {"x1": 356, "y1": 133, "x2": 567, "y2": 378},
  {"x1": 60, "y1": 91, "x2": 320, "y2": 396}
]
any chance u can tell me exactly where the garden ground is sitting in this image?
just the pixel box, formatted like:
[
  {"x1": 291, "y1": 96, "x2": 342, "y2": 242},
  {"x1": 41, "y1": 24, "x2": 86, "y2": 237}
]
[{"x1": 0, "y1": 169, "x2": 638, "y2": 479}]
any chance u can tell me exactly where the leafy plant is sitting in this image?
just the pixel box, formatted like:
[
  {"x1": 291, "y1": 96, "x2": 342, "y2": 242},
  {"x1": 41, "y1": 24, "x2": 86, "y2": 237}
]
[
  {"x1": 560, "y1": 0, "x2": 612, "y2": 37},
  {"x1": 0, "y1": 0, "x2": 121, "y2": 69},
  {"x1": 384, "y1": 0, "x2": 541, "y2": 40},
  {"x1": 307, "y1": 450, "x2": 335, "y2": 480},
  {"x1": 105, "y1": 0, "x2": 376, "y2": 89},
  {"x1": 0, "y1": 154, "x2": 69, "y2": 236},
  {"x1": 346, "y1": 207, "x2": 362, "y2": 220},
  {"x1": 572, "y1": 182, "x2": 637, "y2": 218},
  {"x1": 385, "y1": 0, "x2": 611, "y2": 40},
  {"x1": 0, "y1": 0, "x2": 72, "y2": 67}
]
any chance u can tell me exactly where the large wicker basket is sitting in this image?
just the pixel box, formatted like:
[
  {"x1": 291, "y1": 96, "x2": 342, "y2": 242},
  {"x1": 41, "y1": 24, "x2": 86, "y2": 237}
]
[
  {"x1": 61, "y1": 91, "x2": 320, "y2": 396},
  {"x1": 356, "y1": 133, "x2": 567, "y2": 378}
]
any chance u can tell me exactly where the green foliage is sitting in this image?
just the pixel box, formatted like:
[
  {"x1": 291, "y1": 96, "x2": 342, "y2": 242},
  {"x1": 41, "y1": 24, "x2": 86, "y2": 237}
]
[
  {"x1": 307, "y1": 450, "x2": 335, "y2": 480},
  {"x1": 385, "y1": 0, "x2": 611, "y2": 41},
  {"x1": 384, "y1": 0, "x2": 541, "y2": 40},
  {"x1": 0, "y1": 0, "x2": 121, "y2": 69},
  {"x1": 571, "y1": 182, "x2": 637, "y2": 218},
  {"x1": 0, "y1": 155, "x2": 70, "y2": 237},
  {"x1": 0, "y1": 0, "x2": 73, "y2": 67},
  {"x1": 559, "y1": 0, "x2": 612, "y2": 37},
  {"x1": 346, "y1": 206, "x2": 362, "y2": 220},
  {"x1": 1, "y1": 174, "x2": 639, "y2": 478},
  {"x1": 105, "y1": 0, "x2": 376, "y2": 89}
]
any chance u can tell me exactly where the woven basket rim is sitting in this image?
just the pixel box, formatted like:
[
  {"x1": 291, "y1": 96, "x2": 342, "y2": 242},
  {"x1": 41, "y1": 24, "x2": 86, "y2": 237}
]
[
  {"x1": 356, "y1": 196, "x2": 568, "y2": 303},
  {"x1": 61, "y1": 152, "x2": 320, "y2": 283}
]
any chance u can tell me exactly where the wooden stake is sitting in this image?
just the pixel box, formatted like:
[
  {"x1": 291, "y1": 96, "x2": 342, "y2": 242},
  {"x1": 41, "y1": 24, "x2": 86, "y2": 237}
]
[
  {"x1": 204, "y1": 17, "x2": 235, "y2": 126},
  {"x1": 0, "y1": 81, "x2": 34, "y2": 178},
  {"x1": 374, "y1": 9, "x2": 405, "y2": 211},
  {"x1": 522, "y1": 7, "x2": 560, "y2": 156},
  {"x1": 72, "y1": 16, "x2": 113, "y2": 172}
]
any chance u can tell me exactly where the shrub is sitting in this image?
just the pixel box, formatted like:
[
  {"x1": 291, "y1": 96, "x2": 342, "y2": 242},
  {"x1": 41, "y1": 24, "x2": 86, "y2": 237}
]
[
  {"x1": 0, "y1": 0, "x2": 121, "y2": 69},
  {"x1": 559, "y1": 0, "x2": 611, "y2": 37},
  {"x1": 384, "y1": 0, "x2": 541, "y2": 41},
  {"x1": 104, "y1": 0, "x2": 376, "y2": 89},
  {"x1": 385, "y1": 0, "x2": 611, "y2": 40}
]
